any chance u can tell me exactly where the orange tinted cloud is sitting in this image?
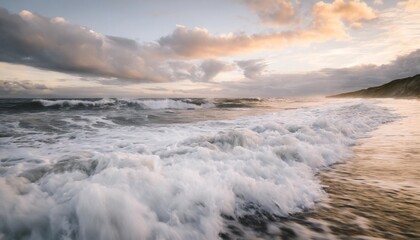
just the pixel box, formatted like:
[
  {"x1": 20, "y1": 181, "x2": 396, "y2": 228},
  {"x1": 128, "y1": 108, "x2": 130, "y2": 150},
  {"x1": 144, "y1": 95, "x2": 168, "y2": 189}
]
[
  {"x1": 242, "y1": 0, "x2": 296, "y2": 25},
  {"x1": 159, "y1": 0, "x2": 377, "y2": 59},
  {"x1": 312, "y1": 0, "x2": 377, "y2": 33},
  {"x1": 399, "y1": 0, "x2": 420, "y2": 12}
]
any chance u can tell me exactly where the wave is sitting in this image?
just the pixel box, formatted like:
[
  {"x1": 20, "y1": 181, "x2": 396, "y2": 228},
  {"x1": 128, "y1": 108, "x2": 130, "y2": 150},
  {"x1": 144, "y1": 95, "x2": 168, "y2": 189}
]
[
  {"x1": 121, "y1": 98, "x2": 214, "y2": 110},
  {"x1": 0, "y1": 98, "x2": 282, "y2": 112},
  {"x1": 0, "y1": 98, "x2": 212, "y2": 111},
  {"x1": 35, "y1": 98, "x2": 213, "y2": 110},
  {"x1": 37, "y1": 98, "x2": 117, "y2": 107},
  {"x1": 0, "y1": 101, "x2": 397, "y2": 239}
]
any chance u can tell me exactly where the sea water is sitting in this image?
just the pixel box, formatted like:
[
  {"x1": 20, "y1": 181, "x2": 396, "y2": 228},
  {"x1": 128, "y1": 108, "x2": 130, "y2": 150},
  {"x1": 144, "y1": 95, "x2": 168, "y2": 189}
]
[{"x1": 0, "y1": 98, "x2": 417, "y2": 239}]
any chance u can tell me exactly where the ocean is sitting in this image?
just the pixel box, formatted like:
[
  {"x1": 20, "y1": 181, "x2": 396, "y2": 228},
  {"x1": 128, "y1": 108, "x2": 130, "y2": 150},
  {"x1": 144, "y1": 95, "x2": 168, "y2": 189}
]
[{"x1": 0, "y1": 98, "x2": 418, "y2": 240}]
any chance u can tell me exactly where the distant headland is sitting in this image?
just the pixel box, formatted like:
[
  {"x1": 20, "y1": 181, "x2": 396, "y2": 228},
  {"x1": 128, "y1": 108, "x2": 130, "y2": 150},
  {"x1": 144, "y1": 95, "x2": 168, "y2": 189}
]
[{"x1": 330, "y1": 74, "x2": 420, "y2": 98}]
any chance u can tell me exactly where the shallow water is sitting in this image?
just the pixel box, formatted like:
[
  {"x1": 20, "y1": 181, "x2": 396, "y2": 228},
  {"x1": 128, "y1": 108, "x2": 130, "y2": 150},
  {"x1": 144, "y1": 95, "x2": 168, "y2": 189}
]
[
  {"x1": 0, "y1": 98, "x2": 417, "y2": 240},
  {"x1": 251, "y1": 99, "x2": 420, "y2": 240}
]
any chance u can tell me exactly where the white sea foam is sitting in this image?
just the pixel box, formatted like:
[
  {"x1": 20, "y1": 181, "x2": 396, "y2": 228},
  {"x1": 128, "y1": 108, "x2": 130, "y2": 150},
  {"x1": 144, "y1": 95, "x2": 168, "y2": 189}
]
[
  {"x1": 122, "y1": 99, "x2": 214, "y2": 110},
  {"x1": 36, "y1": 98, "x2": 116, "y2": 107},
  {"x1": 34, "y1": 98, "x2": 214, "y2": 110},
  {"x1": 0, "y1": 100, "x2": 396, "y2": 239}
]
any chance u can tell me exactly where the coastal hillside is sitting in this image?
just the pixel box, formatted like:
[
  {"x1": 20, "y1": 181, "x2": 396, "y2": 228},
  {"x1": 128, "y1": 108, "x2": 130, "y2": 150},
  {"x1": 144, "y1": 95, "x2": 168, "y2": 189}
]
[{"x1": 331, "y1": 74, "x2": 420, "y2": 98}]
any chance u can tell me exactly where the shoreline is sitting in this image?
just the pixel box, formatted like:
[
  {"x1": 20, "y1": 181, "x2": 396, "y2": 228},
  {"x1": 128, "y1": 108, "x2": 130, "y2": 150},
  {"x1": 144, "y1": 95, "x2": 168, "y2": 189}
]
[{"x1": 279, "y1": 99, "x2": 420, "y2": 239}]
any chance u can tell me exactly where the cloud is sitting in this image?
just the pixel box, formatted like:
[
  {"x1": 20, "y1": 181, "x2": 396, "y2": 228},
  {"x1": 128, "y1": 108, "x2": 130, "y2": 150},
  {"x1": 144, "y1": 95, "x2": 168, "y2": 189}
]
[
  {"x1": 0, "y1": 8, "x2": 169, "y2": 82},
  {"x1": 0, "y1": 1, "x2": 378, "y2": 81},
  {"x1": 236, "y1": 59, "x2": 268, "y2": 79},
  {"x1": 214, "y1": 49, "x2": 420, "y2": 97},
  {"x1": 3, "y1": 49, "x2": 417, "y2": 98},
  {"x1": 373, "y1": 0, "x2": 383, "y2": 5},
  {"x1": 199, "y1": 60, "x2": 236, "y2": 82},
  {"x1": 166, "y1": 59, "x2": 234, "y2": 82},
  {"x1": 159, "y1": 0, "x2": 377, "y2": 58},
  {"x1": 312, "y1": 0, "x2": 377, "y2": 32},
  {"x1": 0, "y1": 80, "x2": 50, "y2": 96},
  {"x1": 242, "y1": 0, "x2": 296, "y2": 25},
  {"x1": 399, "y1": 0, "x2": 420, "y2": 12}
]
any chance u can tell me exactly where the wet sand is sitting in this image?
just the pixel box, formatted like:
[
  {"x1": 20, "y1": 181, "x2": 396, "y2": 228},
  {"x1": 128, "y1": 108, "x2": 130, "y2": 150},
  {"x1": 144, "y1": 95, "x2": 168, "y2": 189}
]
[
  {"x1": 218, "y1": 99, "x2": 419, "y2": 240},
  {"x1": 276, "y1": 99, "x2": 420, "y2": 239}
]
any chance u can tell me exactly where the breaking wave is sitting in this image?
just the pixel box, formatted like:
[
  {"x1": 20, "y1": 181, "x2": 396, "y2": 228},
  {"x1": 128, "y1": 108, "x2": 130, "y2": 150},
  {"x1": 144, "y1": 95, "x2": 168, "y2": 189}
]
[
  {"x1": 0, "y1": 101, "x2": 397, "y2": 239},
  {"x1": 28, "y1": 98, "x2": 213, "y2": 110},
  {"x1": 0, "y1": 98, "x2": 281, "y2": 112},
  {"x1": 121, "y1": 98, "x2": 214, "y2": 110},
  {"x1": 37, "y1": 98, "x2": 116, "y2": 107},
  {"x1": 36, "y1": 98, "x2": 214, "y2": 110}
]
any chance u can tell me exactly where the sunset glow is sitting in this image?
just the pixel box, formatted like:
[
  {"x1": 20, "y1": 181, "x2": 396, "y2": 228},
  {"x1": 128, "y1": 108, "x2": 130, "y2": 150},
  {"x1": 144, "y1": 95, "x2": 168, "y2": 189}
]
[{"x1": 0, "y1": 0, "x2": 418, "y2": 97}]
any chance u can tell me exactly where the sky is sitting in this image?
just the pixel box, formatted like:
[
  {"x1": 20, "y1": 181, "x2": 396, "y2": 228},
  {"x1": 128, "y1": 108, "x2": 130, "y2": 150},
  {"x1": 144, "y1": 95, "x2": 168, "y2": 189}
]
[{"x1": 0, "y1": 0, "x2": 419, "y2": 98}]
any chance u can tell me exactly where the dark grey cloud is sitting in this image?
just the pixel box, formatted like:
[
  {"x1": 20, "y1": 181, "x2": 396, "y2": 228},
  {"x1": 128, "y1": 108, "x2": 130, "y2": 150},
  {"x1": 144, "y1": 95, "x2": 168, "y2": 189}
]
[
  {"x1": 236, "y1": 59, "x2": 268, "y2": 79},
  {"x1": 166, "y1": 59, "x2": 234, "y2": 82},
  {"x1": 0, "y1": 80, "x2": 49, "y2": 97},
  {"x1": 143, "y1": 87, "x2": 170, "y2": 92},
  {"x1": 0, "y1": 8, "x2": 169, "y2": 82},
  {"x1": 0, "y1": 8, "x2": 236, "y2": 84},
  {"x1": 199, "y1": 60, "x2": 235, "y2": 82}
]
